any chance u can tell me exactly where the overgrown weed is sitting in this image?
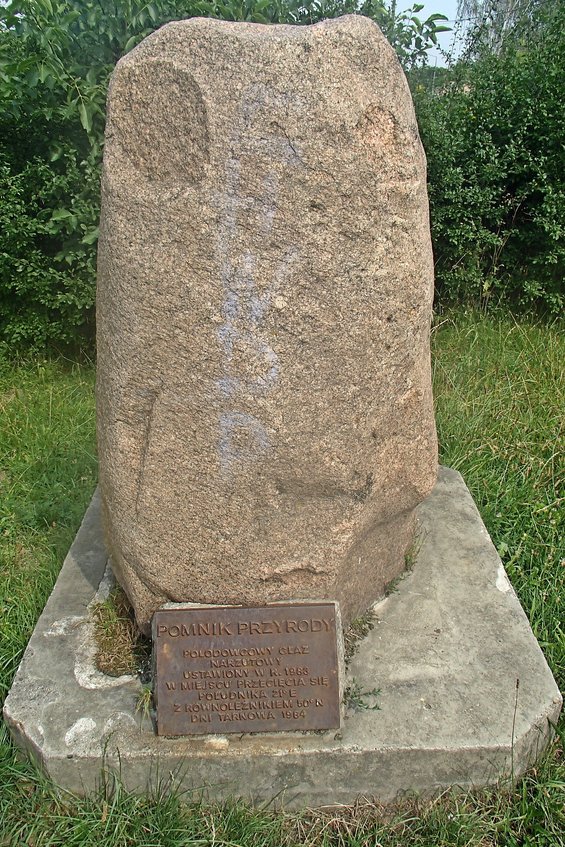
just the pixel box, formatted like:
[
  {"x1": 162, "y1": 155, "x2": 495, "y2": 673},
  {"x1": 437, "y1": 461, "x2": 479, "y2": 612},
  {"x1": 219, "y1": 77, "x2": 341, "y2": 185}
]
[{"x1": 91, "y1": 588, "x2": 150, "y2": 679}]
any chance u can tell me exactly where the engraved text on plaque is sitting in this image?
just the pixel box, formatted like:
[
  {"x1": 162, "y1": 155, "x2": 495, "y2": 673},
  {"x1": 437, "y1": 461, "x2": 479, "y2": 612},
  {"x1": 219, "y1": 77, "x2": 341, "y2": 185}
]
[{"x1": 153, "y1": 603, "x2": 341, "y2": 736}]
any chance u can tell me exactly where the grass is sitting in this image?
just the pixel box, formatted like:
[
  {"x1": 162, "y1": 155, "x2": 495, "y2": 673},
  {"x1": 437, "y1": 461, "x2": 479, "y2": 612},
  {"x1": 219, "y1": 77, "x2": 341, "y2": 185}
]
[
  {"x1": 0, "y1": 310, "x2": 563, "y2": 845},
  {"x1": 343, "y1": 610, "x2": 377, "y2": 666},
  {"x1": 0, "y1": 357, "x2": 98, "y2": 706},
  {"x1": 92, "y1": 587, "x2": 151, "y2": 679},
  {"x1": 432, "y1": 312, "x2": 564, "y2": 688}
]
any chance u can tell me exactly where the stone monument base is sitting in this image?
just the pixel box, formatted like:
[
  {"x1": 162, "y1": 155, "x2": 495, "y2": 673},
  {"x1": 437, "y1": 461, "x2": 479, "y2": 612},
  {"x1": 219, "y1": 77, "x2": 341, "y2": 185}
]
[{"x1": 4, "y1": 467, "x2": 561, "y2": 808}]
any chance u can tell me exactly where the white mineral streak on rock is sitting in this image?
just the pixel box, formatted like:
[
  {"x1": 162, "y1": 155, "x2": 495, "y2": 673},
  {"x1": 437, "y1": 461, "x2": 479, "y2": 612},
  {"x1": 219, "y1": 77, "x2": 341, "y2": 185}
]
[
  {"x1": 103, "y1": 712, "x2": 138, "y2": 735},
  {"x1": 93, "y1": 560, "x2": 117, "y2": 601},
  {"x1": 204, "y1": 736, "x2": 230, "y2": 750},
  {"x1": 215, "y1": 91, "x2": 300, "y2": 477}
]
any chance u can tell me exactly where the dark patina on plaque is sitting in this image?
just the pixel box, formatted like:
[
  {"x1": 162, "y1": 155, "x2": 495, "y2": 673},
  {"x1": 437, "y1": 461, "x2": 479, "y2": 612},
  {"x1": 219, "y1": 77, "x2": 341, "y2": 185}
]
[{"x1": 153, "y1": 603, "x2": 340, "y2": 736}]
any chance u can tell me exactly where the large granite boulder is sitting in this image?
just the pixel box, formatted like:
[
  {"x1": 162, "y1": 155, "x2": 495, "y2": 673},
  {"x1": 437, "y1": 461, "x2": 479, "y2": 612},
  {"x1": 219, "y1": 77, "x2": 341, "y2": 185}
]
[{"x1": 96, "y1": 15, "x2": 437, "y2": 634}]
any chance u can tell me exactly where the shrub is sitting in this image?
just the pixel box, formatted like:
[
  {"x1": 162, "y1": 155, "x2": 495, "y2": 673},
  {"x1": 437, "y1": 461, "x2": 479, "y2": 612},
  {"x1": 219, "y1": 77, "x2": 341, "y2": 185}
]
[
  {"x1": 413, "y1": 2, "x2": 565, "y2": 315},
  {"x1": 0, "y1": 0, "x2": 198, "y2": 352},
  {"x1": 0, "y1": 130, "x2": 99, "y2": 350}
]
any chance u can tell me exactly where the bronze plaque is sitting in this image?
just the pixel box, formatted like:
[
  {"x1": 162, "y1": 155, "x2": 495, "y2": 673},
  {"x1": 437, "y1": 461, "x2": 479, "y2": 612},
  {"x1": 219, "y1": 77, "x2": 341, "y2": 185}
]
[{"x1": 153, "y1": 603, "x2": 341, "y2": 736}]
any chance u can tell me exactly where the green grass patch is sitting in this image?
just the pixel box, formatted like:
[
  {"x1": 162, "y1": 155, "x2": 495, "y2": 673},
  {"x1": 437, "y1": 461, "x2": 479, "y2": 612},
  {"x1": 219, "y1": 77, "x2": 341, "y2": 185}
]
[
  {"x1": 432, "y1": 312, "x2": 564, "y2": 690},
  {"x1": 0, "y1": 311, "x2": 563, "y2": 845},
  {"x1": 0, "y1": 357, "x2": 97, "y2": 704}
]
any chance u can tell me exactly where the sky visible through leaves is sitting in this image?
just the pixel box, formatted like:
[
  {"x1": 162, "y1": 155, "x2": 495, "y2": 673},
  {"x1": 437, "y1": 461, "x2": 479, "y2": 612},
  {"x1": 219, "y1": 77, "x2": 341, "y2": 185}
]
[{"x1": 420, "y1": 0, "x2": 461, "y2": 64}]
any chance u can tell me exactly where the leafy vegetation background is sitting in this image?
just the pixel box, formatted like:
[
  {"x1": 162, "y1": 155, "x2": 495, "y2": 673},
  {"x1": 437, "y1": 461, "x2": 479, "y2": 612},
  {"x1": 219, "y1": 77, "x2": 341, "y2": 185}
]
[
  {"x1": 415, "y1": 1, "x2": 565, "y2": 315},
  {"x1": 2, "y1": 0, "x2": 562, "y2": 353},
  {"x1": 0, "y1": 0, "x2": 448, "y2": 351}
]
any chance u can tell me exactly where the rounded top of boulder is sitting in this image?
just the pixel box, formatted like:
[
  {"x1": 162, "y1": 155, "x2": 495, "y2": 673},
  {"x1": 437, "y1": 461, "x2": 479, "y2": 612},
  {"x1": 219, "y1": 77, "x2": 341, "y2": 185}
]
[
  {"x1": 104, "y1": 13, "x2": 419, "y2": 196},
  {"x1": 124, "y1": 13, "x2": 396, "y2": 55},
  {"x1": 111, "y1": 15, "x2": 405, "y2": 108}
]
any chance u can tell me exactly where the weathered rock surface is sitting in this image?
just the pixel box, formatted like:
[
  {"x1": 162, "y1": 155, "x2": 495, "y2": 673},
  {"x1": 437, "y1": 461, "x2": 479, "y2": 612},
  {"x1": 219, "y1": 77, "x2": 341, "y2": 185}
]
[{"x1": 96, "y1": 14, "x2": 438, "y2": 634}]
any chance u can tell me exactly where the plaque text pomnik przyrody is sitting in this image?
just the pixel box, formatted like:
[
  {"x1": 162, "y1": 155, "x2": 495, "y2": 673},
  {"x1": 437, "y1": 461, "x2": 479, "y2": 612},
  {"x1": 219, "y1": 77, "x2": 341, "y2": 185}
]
[{"x1": 153, "y1": 603, "x2": 340, "y2": 735}]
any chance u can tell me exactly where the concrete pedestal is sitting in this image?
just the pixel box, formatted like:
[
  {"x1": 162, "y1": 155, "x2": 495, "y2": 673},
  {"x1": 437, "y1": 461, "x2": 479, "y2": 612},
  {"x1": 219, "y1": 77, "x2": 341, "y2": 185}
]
[{"x1": 4, "y1": 467, "x2": 561, "y2": 807}]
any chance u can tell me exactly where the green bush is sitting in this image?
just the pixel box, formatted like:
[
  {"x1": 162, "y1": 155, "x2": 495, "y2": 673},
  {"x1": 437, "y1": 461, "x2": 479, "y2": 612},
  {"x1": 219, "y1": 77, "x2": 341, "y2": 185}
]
[
  {"x1": 414, "y1": 2, "x2": 565, "y2": 315},
  {"x1": 1, "y1": 0, "x2": 447, "y2": 352},
  {"x1": 0, "y1": 0, "x2": 198, "y2": 352},
  {"x1": 0, "y1": 129, "x2": 99, "y2": 350}
]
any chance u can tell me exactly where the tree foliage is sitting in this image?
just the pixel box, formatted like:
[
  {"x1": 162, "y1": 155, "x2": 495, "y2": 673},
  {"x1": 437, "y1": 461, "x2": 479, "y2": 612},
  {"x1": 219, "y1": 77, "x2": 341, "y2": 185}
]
[
  {"x1": 414, "y1": 0, "x2": 564, "y2": 314},
  {"x1": 0, "y1": 0, "x2": 448, "y2": 352},
  {"x1": 457, "y1": 0, "x2": 542, "y2": 57}
]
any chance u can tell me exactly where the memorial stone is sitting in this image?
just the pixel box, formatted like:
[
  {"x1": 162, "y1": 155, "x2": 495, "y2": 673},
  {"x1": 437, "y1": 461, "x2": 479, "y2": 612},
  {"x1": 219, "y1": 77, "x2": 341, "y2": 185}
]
[
  {"x1": 96, "y1": 14, "x2": 438, "y2": 635},
  {"x1": 4, "y1": 14, "x2": 561, "y2": 797}
]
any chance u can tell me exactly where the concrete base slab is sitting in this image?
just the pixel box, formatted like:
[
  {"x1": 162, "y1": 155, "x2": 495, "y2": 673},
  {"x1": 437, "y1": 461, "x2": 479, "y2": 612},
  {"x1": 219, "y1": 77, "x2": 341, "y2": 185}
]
[{"x1": 4, "y1": 467, "x2": 562, "y2": 807}]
